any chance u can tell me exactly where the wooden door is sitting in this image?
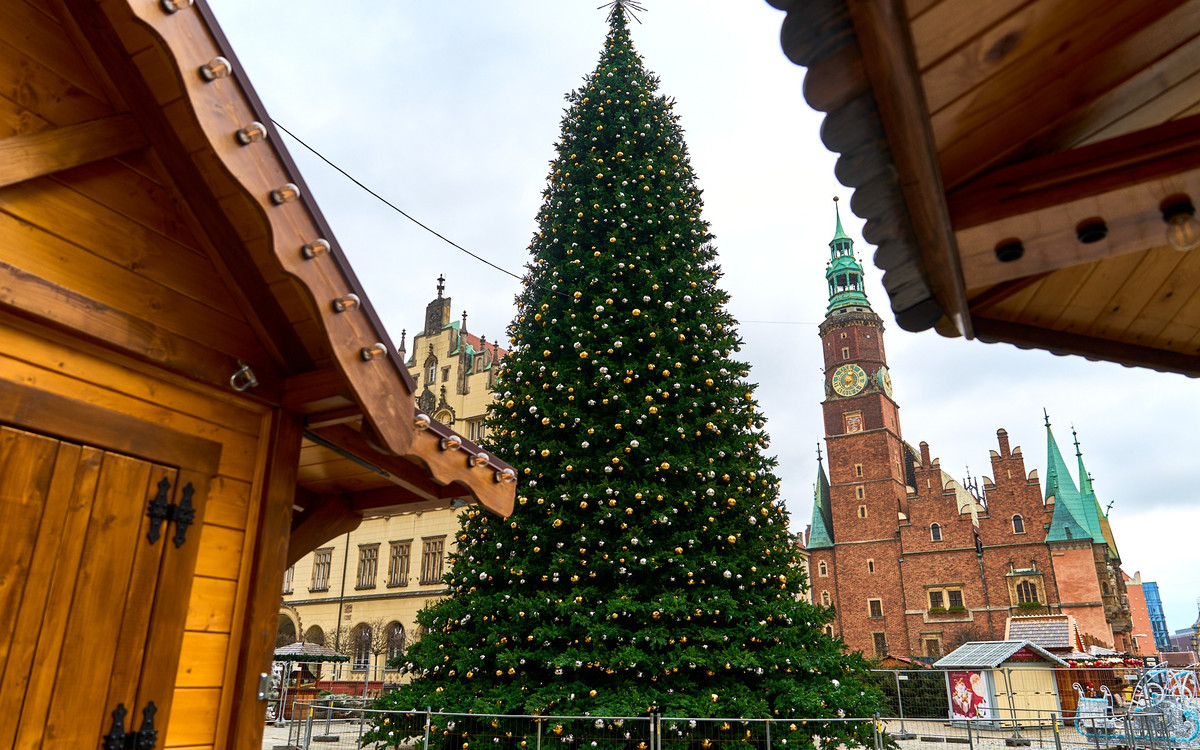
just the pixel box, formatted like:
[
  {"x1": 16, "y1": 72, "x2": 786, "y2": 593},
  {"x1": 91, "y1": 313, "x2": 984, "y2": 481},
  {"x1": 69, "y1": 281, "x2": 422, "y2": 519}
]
[{"x1": 0, "y1": 416, "x2": 216, "y2": 748}]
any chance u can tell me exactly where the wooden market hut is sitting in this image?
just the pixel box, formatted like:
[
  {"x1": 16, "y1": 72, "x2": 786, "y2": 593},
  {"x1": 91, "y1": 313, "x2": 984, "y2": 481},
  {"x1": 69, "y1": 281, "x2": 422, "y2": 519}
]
[
  {"x1": 935, "y1": 641, "x2": 1066, "y2": 727},
  {"x1": 0, "y1": 1, "x2": 515, "y2": 747},
  {"x1": 768, "y1": 0, "x2": 1200, "y2": 376}
]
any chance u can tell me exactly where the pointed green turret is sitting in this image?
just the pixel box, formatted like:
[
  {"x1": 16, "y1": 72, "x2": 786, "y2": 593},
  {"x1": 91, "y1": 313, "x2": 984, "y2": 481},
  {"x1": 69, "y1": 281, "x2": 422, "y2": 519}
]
[
  {"x1": 1043, "y1": 413, "x2": 1091, "y2": 543},
  {"x1": 1075, "y1": 429, "x2": 1121, "y2": 560},
  {"x1": 808, "y1": 449, "x2": 834, "y2": 550},
  {"x1": 825, "y1": 197, "x2": 871, "y2": 315}
]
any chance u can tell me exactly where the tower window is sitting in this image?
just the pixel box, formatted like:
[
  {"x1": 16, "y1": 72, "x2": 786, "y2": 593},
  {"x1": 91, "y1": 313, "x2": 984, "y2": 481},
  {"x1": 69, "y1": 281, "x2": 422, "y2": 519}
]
[
  {"x1": 872, "y1": 633, "x2": 888, "y2": 656},
  {"x1": 868, "y1": 599, "x2": 883, "y2": 618},
  {"x1": 854, "y1": 464, "x2": 863, "y2": 477},
  {"x1": 818, "y1": 561, "x2": 828, "y2": 577},
  {"x1": 821, "y1": 590, "x2": 831, "y2": 606},
  {"x1": 867, "y1": 559, "x2": 875, "y2": 574},
  {"x1": 841, "y1": 347, "x2": 850, "y2": 360},
  {"x1": 1012, "y1": 514, "x2": 1025, "y2": 534},
  {"x1": 825, "y1": 625, "x2": 835, "y2": 636},
  {"x1": 1017, "y1": 580, "x2": 1039, "y2": 604},
  {"x1": 930, "y1": 523, "x2": 942, "y2": 542},
  {"x1": 855, "y1": 485, "x2": 865, "y2": 499},
  {"x1": 840, "y1": 332, "x2": 847, "y2": 339},
  {"x1": 857, "y1": 505, "x2": 868, "y2": 519}
]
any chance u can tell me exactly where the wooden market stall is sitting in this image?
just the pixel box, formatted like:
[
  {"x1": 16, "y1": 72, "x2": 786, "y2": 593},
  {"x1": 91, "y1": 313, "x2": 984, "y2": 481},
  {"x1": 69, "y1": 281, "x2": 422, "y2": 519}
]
[
  {"x1": 0, "y1": 1, "x2": 515, "y2": 748},
  {"x1": 935, "y1": 641, "x2": 1067, "y2": 727},
  {"x1": 768, "y1": 0, "x2": 1200, "y2": 376}
]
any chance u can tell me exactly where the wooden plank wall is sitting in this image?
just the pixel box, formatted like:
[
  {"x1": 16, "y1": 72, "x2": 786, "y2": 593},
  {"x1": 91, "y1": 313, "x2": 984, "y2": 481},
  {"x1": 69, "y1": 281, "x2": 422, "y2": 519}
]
[
  {"x1": 0, "y1": 4, "x2": 277, "y2": 747},
  {"x1": 0, "y1": 319, "x2": 268, "y2": 749}
]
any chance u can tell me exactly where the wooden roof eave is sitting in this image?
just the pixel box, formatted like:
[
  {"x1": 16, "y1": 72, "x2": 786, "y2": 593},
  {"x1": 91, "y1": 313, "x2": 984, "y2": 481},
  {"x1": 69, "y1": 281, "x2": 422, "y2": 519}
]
[
  {"x1": 775, "y1": 0, "x2": 972, "y2": 337},
  {"x1": 91, "y1": 0, "x2": 515, "y2": 516}
]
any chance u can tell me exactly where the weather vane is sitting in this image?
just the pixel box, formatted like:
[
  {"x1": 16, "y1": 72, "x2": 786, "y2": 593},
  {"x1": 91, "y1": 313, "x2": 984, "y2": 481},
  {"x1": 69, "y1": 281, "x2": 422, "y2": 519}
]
[{"x1": 600, "y1": 0, "x2": 646, "y2": 23}]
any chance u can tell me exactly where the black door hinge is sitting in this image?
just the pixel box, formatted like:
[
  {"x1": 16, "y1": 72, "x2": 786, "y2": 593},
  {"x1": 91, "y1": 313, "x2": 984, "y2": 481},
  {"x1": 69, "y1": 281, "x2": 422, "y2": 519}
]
[
  {"x1": 103, "y1": 701, "x2": 158, "y2": 749},
  {"x1": 147, "y1": 478, "x2": 195, "y2": 548}
]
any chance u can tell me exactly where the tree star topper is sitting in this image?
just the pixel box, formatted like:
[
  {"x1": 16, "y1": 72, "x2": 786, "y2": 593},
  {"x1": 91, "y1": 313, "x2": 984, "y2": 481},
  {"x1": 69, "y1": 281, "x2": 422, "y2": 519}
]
[{"x1": 600, "y1": 0, "x2": 646, "y2": 23}]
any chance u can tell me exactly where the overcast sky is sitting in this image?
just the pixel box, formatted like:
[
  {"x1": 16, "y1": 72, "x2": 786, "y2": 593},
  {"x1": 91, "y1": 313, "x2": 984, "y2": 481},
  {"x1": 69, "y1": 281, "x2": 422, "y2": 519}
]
[{"x1": 205, "y1": 1, "x2": 1199, "y2": 635}]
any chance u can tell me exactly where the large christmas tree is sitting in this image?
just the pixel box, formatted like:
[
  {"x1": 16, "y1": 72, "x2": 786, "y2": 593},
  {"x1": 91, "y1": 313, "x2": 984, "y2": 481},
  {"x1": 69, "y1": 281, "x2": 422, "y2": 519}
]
[{"x1": 376, "y1": 2, "x2": 879, "y2": 733}]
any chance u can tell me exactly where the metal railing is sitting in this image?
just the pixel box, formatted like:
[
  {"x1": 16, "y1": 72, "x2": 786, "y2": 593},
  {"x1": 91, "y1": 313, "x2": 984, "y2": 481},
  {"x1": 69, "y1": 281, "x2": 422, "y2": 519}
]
[{"x1": 269, "y1": 705, "x2": 1174, "y2": 750}]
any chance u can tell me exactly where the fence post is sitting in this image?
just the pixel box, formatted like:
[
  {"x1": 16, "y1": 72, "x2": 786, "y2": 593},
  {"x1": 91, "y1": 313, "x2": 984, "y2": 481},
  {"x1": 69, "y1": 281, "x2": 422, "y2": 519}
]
[
  {"x1": 536, "y1": 713, "x2": 543, "y2": 750},
  {"x1": 893, "y1": 671, "x2": 915, "y2": 740},
  {"x1": 302, "y1": 704, "x2": 315, "y2": 750},
  {"x1": 765, "y1": 718, "x2": 771, "y2": 750},
  {"x1": 1051, "y1": 713, "x2": 1062, "y2": 750},
  {"x1": 873, "y1": 713, "x2": 883, "y2": 750},
  {"x1": 965, "y1": 717, "x2": 973, "y2": 750},
  {"x1": 424, "y1": 707, "x2": 433, "y2": 750}
]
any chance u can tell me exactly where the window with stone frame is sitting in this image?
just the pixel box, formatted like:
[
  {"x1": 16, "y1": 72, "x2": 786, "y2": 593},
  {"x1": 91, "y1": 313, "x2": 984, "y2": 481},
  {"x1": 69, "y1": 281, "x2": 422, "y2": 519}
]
[
  {"x1": 872, "y1": 632, "x2": 888, "y2": 656},
  {"x1": 351, "y1": 623, "x2": 372, "y2": 671},
  {"x1": 868, "y1": 598, "x2": 884, "y2": 618},
  {"x1": 385, "y1": 621, "x2": 406, "y2": 667},
  {"x1": 923, "y1": 637, "x2": 942, "y2": 658},
  {"x1": 356, "y1": 544, "x2": 379, "y2": 589},
  {"x1": 310, "y1": 547, "x2": 333, "y2": 592},
  {"x1": 282, "y1": 565, "x2": 294, "y2": 594},
  {"x1": 420, "y1": 536, "x2": 446, "y2": 585},
  {"x1": 818, "y1": 561, "x2": 828, "y2": 577},
  {"x1": 1012, "y1": 514, "x2": 1026, "y2": 534},
  {"x1": 930, "y1": 522, "x2": 942, "y2": 541},
  {"x1": 1017, "y1": 579, "x2": 1039, "y2": 604},
  {"x1": 928, "y1": 585, "x2": 965, "y2": 612},
  {"x1": 821, "y1": 590, "x2": 831, "y2": 606},
  {"x1": 388, "y1": 540, "x2": 411, "y2": 587}
]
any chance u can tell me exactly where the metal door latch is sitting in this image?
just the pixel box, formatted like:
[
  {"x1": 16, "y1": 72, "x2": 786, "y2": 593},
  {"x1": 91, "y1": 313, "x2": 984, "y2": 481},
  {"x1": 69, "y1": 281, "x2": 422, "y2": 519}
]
[
  {"x1": 147, "y1": 478, "x2": 196, "y2": 547},
  {"x1": 103, "y1": 701, "x2": 158, "y2": 749}
]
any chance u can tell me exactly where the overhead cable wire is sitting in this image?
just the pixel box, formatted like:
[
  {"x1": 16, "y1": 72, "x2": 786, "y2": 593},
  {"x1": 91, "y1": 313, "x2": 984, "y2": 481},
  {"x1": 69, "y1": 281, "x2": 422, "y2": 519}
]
[
  {"x1": 272, "y1": 119, "x2": 528, "y2": 285},
  {"x1": 272, "y1": 121, "x2": 827, "y2": 320}
]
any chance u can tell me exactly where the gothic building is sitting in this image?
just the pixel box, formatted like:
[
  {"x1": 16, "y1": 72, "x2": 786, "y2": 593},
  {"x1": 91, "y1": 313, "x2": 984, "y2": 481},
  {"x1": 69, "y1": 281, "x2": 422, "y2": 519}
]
[{"x1": 805, "y1": 202, "x2": 1132, "y2": 660}]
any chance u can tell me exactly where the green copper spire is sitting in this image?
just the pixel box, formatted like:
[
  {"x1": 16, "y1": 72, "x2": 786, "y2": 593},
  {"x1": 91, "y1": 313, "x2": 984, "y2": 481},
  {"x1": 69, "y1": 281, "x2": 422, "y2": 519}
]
[
  {"x1": 808, "y1": 446, "x2": 834, "y2": 550},
  {"x1": 825, "y1": 197, "x2": 871, "y2": 315},
  {"x1": 1044, "y1": 412, "x2": 1091, "y2": 543}
]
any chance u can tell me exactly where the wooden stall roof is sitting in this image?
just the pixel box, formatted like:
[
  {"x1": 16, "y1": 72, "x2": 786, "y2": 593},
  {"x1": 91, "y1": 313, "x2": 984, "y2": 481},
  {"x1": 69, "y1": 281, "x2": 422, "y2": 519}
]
[
  {"x1": 3, "y1": 0, "x2": 514, "y2": 543},
  {"x1": 771, "y1": 0, "x2": 1200, "y2": 377}
]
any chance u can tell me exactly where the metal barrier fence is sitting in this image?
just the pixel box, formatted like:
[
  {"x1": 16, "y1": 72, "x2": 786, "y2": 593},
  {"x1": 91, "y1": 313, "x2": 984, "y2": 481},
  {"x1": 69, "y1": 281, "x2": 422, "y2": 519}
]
[{"x1": 270, "y1": 705, "x2": 1175, "y2": 750}]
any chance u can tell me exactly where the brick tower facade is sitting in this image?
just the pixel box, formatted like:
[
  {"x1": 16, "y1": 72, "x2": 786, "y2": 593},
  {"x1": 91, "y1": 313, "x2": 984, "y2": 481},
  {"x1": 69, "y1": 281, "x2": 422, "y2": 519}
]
[{"x1": 805, "y1": 203, "x2": 1132, "y2": 659}]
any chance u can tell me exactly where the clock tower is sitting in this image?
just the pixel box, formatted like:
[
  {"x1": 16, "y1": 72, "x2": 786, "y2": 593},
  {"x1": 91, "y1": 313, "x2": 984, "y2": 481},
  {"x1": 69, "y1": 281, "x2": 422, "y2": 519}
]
[{"x1": 808, "y1": 198, "x2": 911, "y2": 658}]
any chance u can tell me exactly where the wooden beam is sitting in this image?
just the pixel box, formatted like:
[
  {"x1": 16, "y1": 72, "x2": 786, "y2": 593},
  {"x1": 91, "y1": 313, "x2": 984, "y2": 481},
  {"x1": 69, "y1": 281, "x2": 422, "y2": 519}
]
[
  {"x1": 949, "y1": 112, "x2": 1200, "y2": 230},
  {"x1": 287, "y1": 493, "x2": 361, "y2": 567},
  {"x1": 306, "y1": 424, "x2": 454, "y2": 501},
  {"x1": 349, "y1": 486, "x2": 448, "y2": 516},
  {"x1": 282, "y1": 368, "x2": 349, "y2": 412},
  {"x1": 0, "y1": 114, "x2": 147, "y2": 189},
  {"x1": 845, "y1": 0, "x2": 973, "y2": 337},
  {"x1": 304, "y1": 405, "x2": 363, "y2": 429},
  {"x1": 227, "y1": 410, "x2": 302, "y2": 750},
  {"x1": 973, "y1": 316, "x2": 1200, "y2": 378},
  {"x1": 967, "y1": 273, "x2": 1050, "y2": 313}
]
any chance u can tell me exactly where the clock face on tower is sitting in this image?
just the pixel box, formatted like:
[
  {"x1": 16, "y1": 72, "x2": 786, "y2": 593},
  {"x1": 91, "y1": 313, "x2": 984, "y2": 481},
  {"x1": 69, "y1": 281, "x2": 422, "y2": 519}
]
[
  {"x1": 832, "y1": 363, "x2": 868, "y2": 397},
  {"x1": 878, "y1": 365, "x2": 893, "y2": 398}
]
